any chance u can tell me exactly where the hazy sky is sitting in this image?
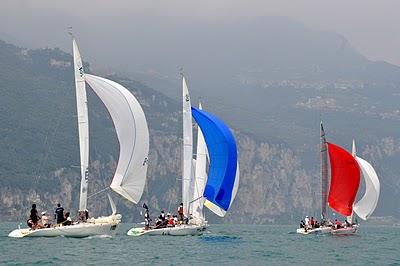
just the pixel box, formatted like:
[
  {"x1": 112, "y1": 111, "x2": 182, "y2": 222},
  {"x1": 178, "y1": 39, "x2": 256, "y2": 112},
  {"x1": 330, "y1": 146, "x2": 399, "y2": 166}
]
[{"x1": 0, "y1": 0, "x2": 399, "y2": 68}]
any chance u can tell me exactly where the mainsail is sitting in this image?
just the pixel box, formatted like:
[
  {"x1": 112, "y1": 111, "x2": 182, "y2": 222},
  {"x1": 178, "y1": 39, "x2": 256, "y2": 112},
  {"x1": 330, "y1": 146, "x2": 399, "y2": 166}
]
[
  {"x1": 327, "y1": 142, "x2": 360, "y2": 216},
  {"x1": 353, "y1": 156, "x2": 380, "y2": 220},
  {"x1": 85, "y1": 74, "x2": 149, "y2": 203},
  {"x1": 191, "y1": 103, "x2": 208, "y2": 219},
  {"x1": 191, "y1": 107, "x2": 238, "y2": 213},
  {"x1": 182, "y1": 77, "x2": 193, "y2": 216},
  {"x1": 73, "y1": 39, "x2": 90, "y2": 211}
]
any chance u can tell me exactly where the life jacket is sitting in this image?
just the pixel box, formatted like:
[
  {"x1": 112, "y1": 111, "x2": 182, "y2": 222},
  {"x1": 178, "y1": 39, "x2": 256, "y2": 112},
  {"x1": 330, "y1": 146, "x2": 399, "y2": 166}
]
[{"x1": 178, "y1": 207, "x2": 183, "y2": 215}]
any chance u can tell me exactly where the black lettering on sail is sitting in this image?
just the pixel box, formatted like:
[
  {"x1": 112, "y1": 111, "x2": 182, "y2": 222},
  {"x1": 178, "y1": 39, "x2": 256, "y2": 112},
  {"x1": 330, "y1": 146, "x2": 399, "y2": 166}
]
[{"x1": 79, "y1": 66, "x2": 84, "y2": 77}]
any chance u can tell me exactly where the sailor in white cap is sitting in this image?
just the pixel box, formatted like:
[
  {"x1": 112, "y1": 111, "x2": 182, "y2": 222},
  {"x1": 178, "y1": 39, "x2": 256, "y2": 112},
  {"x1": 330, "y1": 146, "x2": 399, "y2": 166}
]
[
  {"x1": 304, "y1": 215, "x2": 310, "y2": 228},
  {"x1": 41, "y1": 211, "x2": 49, "y2": 228}
]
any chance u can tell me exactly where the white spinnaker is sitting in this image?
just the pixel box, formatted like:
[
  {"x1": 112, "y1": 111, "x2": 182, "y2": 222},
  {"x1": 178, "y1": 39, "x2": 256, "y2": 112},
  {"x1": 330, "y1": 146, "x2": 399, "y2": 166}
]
[
  {"x1": 204, "y1": 162, "x2": 240, "y2": 217},
  {"x1": 73, "y1": 39, "x2": 90, "y2": 211},
  {"x1": 191, "y1": 103, "x2": 208, "y2": 219},
  {"x1": 182, "y1": 76, "x2": 193, "y2": 216},
  {"x1": 85, "y1": 74, "x2": 149, "y2": 203},
  {"x1": 353, "y1": 156, "x2": 380, "y2": 220}
]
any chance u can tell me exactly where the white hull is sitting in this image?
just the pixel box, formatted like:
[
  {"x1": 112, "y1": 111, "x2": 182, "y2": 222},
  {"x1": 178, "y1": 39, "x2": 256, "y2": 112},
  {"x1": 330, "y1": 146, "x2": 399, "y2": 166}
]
[
  {"x1": 331, "y1": 225, "x2": 358, "y2": 235},
  {"x1": 296, "y1": 225, "x2": 359, "y2": 235},
  {"x1": 296, "y1": 226, "x2": 332, "y2": 235},
  {"x1": 8, "y1": 215, "x2": 121, "y2": 238},
  {"x1": 127, "y1": 224, "x2": 207, "y2": 237}
]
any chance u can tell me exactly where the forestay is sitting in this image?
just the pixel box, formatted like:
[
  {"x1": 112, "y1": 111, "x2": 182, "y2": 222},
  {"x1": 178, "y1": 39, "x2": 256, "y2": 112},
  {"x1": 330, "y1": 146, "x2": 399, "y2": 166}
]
[
  {"x1": 85, "y1": 74, "x2": 149, "y2": 203},
  {"x1": 192, "y1": 107, "x2": 238, "y2": 213},
  {"x1": 73, "y1": 39, "x2": 90, "y2": 211},
  {"x1": 353, "y1": 156, "x2": 380, "y2": 220}
]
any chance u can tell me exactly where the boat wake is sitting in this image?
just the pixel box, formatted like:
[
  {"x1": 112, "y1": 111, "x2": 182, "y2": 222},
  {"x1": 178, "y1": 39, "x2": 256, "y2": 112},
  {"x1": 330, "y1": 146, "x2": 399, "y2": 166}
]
[
  {"x1": 84, "y1": 234, "x2": 112, "y2": 239},
  {"x1": 200, "y1": 235, "x2": 242, "y2": 244}
]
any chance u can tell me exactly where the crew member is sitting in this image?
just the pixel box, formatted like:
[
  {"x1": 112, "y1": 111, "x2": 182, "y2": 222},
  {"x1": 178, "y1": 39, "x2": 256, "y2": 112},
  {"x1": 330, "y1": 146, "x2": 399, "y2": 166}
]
[
  {"x1": 178, "y1": 203, "x2": 184, "y2": 222},
  {"x1": 334, "y1": 219, "x2": 342, "y2": 229},
  {"x1": 41, "y1": 211, "x2": 49, "y2": 228},
  {"x1": 30, "y1": 204, "x2": 39, "y2": 229},
  {"x1": 63, "y1": 212, "x2": 72, "y2": 226},
  {"x1": 55, "y1": 203, "x2": 65, "y2": 224},
  {"x1": 143, "y1": 203, "x2": 151, "y2": 230}
]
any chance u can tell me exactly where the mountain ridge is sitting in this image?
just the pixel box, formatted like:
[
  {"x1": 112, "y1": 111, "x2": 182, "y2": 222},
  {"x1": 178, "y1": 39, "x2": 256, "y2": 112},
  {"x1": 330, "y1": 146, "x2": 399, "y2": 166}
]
[{"x1": 0, "y1": 36, "x2": 399, "y2": 224}]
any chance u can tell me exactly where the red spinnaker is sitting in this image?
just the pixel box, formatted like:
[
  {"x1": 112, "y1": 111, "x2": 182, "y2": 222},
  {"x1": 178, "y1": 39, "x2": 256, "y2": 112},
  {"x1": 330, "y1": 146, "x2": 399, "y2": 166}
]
[{"x1": 327, "y1": 142, "x2": 360, "y2": 216}]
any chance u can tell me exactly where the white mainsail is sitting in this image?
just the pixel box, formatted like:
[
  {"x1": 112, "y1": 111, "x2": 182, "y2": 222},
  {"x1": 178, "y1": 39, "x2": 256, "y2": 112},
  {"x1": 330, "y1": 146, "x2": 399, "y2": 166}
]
[
  {"x1": 191, "y1": 102, "x2": 208, "y2": 220},
  {"x1": 85, "y1": 74, "x2": 149, "y2": 203},
  {"x1": 182, "y1": 76, "x2": 193, "y2": 216},
  {"x1": 353, "y1": 156, "x2": 380, "y2": 220},
  {"x1": 73, "y1": 39, "x2": 90, "y2": 211}
]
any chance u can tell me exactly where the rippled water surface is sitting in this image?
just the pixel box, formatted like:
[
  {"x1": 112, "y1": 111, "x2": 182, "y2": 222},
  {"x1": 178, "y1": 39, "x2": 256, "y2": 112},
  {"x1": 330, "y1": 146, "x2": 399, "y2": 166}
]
[{"x1": 1, "y1": 223, "x2": 399, "y2": 265}]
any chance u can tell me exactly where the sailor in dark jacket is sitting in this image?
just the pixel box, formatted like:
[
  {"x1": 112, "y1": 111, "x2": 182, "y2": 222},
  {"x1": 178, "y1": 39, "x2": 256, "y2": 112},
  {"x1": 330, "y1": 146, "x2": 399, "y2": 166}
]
[{"x1": 55, "y1": 203, "x2": 65, "y2": 224}]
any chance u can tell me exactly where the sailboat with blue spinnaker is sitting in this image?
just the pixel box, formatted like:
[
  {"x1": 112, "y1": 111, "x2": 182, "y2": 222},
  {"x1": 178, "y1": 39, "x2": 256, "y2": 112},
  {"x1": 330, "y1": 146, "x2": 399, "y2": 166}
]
[{"x1": 127, "y1": 76, "x2": 239, "y2": 236}]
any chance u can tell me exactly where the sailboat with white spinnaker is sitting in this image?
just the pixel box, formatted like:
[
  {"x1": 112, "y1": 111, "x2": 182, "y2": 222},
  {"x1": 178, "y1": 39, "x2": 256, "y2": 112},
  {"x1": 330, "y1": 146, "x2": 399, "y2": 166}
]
[
  {"x1": 296, "y1": 123, "x2": 380, "y2": 235},
  {"x1": 8, "y1": 38, "x2": 149, "y2": 238}
]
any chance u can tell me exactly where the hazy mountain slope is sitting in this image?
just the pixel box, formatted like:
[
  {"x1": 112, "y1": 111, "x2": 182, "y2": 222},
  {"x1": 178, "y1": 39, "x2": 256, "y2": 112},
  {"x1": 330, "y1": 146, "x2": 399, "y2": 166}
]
[
  {"x1": 130, "y1": 17, "x2": 400, "y2": 221},
  {"x1": 0, "y1": 35, "x2": 399, "y2": 224}
]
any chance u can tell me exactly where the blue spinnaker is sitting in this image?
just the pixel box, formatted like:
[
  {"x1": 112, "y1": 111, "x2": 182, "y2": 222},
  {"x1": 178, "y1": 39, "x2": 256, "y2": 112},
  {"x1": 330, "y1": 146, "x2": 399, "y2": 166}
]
[{"x1": 192, "y1": 107, "x2": 238, "y2": 211}]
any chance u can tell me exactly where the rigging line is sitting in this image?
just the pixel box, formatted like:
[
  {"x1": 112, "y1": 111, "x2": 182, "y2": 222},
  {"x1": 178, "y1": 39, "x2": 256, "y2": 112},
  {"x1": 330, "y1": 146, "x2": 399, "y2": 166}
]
[
  {"x1": 87, "y1": 187, "x2": 110, "y2": 199},
  {"x1": 189, "y1": 196, "x2": 203, "y2": 205},
  {"x1": 33, "y1": 83, "x2": 71, "y2": 185}
]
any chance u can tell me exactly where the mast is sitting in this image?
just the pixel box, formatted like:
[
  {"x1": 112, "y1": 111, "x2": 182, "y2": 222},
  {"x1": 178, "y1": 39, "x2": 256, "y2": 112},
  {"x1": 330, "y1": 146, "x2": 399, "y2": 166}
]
[
  {"x1": 320, "y1": 122, "x2": 328, "y2": 220},
  {"x1": 182, "y1": 76, "x2": 193, "y2": 216},
  {"x1": 73, "y1": 39, "x2": 90, "y2": 212},
  {"x1": 347, "y1": 138, "x2": 357, "y2": 223}
]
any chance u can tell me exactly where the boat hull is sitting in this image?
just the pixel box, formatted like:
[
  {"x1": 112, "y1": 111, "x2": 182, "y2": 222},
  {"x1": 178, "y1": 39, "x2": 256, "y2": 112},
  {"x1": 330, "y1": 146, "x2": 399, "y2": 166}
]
[
  {"x1": 331, "y1": 225, "x2": 358, "y2": 235},
  {"x1": 296, "y1": 226, "x2": 332, "y2": 235},
  {"x1": 127, "y1": 224, "x2": 207, "y2": 236},
  {"x1": 296, "y1": 225, "x2": 359, "y2": 235},
  {"x1": 8, "y1": 221, "x2": 119, "y2": 238}
]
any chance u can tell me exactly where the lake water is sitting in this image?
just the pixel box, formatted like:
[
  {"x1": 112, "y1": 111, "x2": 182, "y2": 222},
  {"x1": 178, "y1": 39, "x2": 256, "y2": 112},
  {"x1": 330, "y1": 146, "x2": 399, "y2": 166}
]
[{"x1": 1, "y1": 223, "x2": 399, "y2": 265}]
